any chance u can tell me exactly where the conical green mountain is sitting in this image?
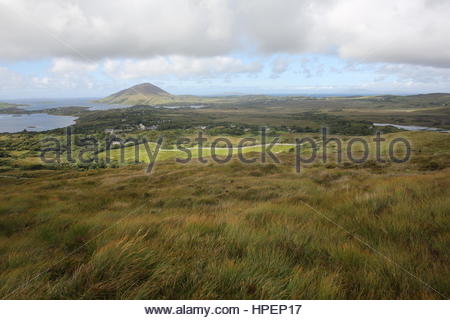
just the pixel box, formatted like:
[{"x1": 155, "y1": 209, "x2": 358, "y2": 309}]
[{"x1": 97, "y1": 83, "x2": 173, "y2": 105}]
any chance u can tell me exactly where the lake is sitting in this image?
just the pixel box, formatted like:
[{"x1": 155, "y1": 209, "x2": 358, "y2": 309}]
[
  {"x1": 155, "y1": 105, "x2": 205, "y2": 109},
  {"x1": 3, "y1": 98, "x2": 128, "y2": 111},
  {"x1": 0, "y1": 98, "x2": 207, "y2": 133},
  {"x1": 0, "y1": 113, "x2": 77, "y2": 133},
  {"x1": 0, "y1": 98, "x2": 129, "y2": 133},
  {"x1": 3, "y1": 98, "x2": 205, "y2": 111},
  {"x1": 373, "y1": 123, "x2": 449, "y2": 132}
]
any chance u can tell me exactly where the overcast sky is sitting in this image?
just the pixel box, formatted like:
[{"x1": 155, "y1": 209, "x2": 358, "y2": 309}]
[{"x1": 0, "y1": 0, "x2": 449, "y2": 98}]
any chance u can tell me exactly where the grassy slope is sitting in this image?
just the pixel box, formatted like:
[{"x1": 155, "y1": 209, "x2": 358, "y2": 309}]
[
  {"x1": 96, "y1": 94, "x2": 200, "y2": 105},
  {"x1": 96, "y1": 93, "x2": 312, "y2": 106},
  {"x1": 0, "y1": 132, "x2": 449, "y2": 299}
]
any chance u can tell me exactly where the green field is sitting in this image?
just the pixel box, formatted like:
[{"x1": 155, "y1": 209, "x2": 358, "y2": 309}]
[{"x1": 99, "y1": 143, "x2": 295, "y2": 163}]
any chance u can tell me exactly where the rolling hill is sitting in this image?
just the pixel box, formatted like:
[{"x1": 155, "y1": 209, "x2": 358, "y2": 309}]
[
  {"x1": 96, "y1": 82, "x2": 291, "y2": 106},
  {"x1": 96, "y1": 83, "x2": 176, "y2": 105}
]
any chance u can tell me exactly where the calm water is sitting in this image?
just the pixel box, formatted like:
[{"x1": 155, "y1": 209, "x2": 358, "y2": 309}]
[
  {"x1": 373, "y1": 123, "x2": 449, "y2": 132},
  {"x1": 3, "y1": 98, "x2": 205, "y2": 111},
  {"x1": 0, "y1": 113, "x2": 77, "y2": 133},
  {"x1": 3, "y1": 98, "x2": 128, "y2": 111},
  {"x1": 156, "y1": 105, "x2": 205, "y2": 109},
  {"x1": 0, "y1": 98, "x2": 207, "y2": 133},
  {"x1": 0, "y1": 98, "x2": 122, "y2": 133}
]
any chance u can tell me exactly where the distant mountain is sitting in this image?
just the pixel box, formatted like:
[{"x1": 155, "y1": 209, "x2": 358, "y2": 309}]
[
  {"x1": 97, "y1": 83, "x2": 173, "y2": 105},
  {"x1": 98, "y1": 84, "x2": 450, "y2": 106}
]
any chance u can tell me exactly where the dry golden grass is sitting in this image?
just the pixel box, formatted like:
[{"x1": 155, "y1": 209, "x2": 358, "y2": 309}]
[{"x1": 0, "y1": 138, "x2": 449, "y2": 299}]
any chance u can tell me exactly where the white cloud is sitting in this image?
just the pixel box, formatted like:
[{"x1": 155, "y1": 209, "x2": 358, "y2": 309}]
[
  {"x1": 103, "y1": 56, "x2": 262, "y2": 79},
  {"x1": 50, "y1": 58, "x2": 98, "y2": 73},
  {"x1": 0, "y1": 66, "x2": 25, "y2": 89},
  {"x1": 0, "y1": 0, "x2": 449, "y2": 68},
  {"x1": 0, "y1": 64, "x2": 97, "y2": 94},
  {"x1": 31, "y1": 76, "x2": 50, "y2": 88},
  {"x1": 323, "y1": 0, "x2": 450, "y2": 68},
  {"x1": 376, "y1": 63, "x2": 450, "y2": 85},
  {"x1": 0, "y1": 0, "x2": 236, "y2": 60},
  {"x1": 270, "y1": 56, "x2": 291, "y2": 78}
]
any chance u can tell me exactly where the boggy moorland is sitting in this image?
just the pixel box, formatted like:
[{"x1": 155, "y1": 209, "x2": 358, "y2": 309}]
[{"x1": 0, "y1": 93, "x2": 449, "y2": 299}]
